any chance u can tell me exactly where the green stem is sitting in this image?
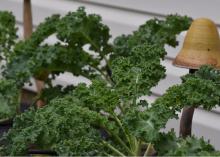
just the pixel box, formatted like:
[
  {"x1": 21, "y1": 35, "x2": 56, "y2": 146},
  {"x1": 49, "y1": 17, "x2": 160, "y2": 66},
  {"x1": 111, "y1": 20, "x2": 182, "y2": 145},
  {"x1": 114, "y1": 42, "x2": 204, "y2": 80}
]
[
  {"x1": 112, "y1": 114, "x2": 132, "y2": 148},
  {"x1": 133, "y1": 140, "x2": 141, "y2": 156},
  {"x1": 110, "y1": 131, "x2": 134, "y2": 156},
  {"x1": 133, "y1": 74, "x2": 140, "y2": 106},
  {"x1": 81, "y1": 33, "x2": 114, "y2": 85},
  {"x1": 130, "y1": 136, "x2": 139, "y2": 154},
  {"x1": 92, "y1": 66, "x2": 114, "y2": 86},
  {"x1": 103, "y1": 152, "x2": 114, "y2": 157},
  {"x1": 103, "y1": 56, "x2": 112, "y2": 77},
  {"x1": 16, "y1": 89, "x2": 22, "y2": 114},
  {"x1": 144, "y1": 143, "x2": 152, "y2": 157},
  {"x1": 104, "y1": 56, "x2": 110, "y2": 68},
  {"x1": 82, "y1": 32, "x2": 100, "y2": 51},
  {"x1": 102, "y1": 140, "x2": 126, "y2": 157}
]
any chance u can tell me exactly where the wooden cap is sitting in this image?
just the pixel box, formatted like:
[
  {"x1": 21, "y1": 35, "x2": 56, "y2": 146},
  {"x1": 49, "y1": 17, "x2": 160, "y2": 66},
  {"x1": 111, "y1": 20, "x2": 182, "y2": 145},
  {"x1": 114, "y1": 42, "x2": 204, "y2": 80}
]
[{"x1": 173, "y1": 18, "x2": 220, "y2": 69}]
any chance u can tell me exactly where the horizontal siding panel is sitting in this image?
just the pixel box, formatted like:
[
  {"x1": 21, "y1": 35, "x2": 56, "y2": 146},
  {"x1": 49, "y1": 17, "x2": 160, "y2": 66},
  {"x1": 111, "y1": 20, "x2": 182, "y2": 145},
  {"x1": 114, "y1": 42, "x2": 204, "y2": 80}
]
[
  {"x1": 166, "y1": 108, "x2": 220, "y2": 150},
  {"x1": 79, "y1": 0, "x2": 220, "y2": 26},
  {"x1": 1, "y1": 0, "x2": 151, "y2": 35}
]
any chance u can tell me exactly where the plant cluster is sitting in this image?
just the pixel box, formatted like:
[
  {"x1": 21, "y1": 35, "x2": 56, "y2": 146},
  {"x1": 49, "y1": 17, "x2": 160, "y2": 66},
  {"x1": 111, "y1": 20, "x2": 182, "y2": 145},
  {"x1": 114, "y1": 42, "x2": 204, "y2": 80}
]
[{"x1": 0, "y1": 7, "x2": 220, "y2": 156}]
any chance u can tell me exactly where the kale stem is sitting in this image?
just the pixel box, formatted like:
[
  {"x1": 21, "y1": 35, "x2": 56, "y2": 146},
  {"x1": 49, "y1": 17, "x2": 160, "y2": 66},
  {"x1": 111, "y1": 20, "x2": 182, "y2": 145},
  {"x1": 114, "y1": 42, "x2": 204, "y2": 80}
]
[
  {"x1": 112, "y1": 114, "x2": 132, "y2": 148},
  {"x1": 16, "y1": 89, "x2": 22, "y2": 114},
  {"x1": 103, "y1": 56, "x2": 113, "y2": 77},
  {"x1": 91, "y1": 65, "x2": 114, "y2": 86},
  {"x1": 99, "y1": 69, "x2": 114, "y2": 85},
  {"x1": 144, "y1": 143, "x2": 152, "y2": 157},
  {"x1": 82, "y1": 33, "x2": 114, "y2": 85},
  {"x1": 102, "y1": 140, "x2": 126, "y2": 157},
  {"x1": 103, "y1": 56, "x2": 110, "y2": 69},
  {"x1": 82, "y1": 32, "x2": 99, "y2": 51},
  {"x1": 133, "y1": 73, "x2": 140, "y2": 106},
  {"x1": 134, "y1": 140, "x2": 142, "y2": 156},
  {"x1": 129, "y1": 136, "x2": 141, "y2": 156},
  {"x1": 110, "y1": 131, "x2": 134, "y2": 156},
  {"x1": 103, "y1": 152, "x2": 114, "y2": 157}
]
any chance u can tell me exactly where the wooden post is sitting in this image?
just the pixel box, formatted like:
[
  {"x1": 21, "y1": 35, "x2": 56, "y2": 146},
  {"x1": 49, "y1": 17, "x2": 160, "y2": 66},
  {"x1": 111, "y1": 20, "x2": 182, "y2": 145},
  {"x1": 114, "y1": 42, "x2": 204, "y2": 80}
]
[
  {"x1": 23, "y1": 0, "x2": 45, "y2": 107},
  {"x1": 23, "y1": 0, "x2": 32, "y2": 39},
  {"x1": 179, "y1": 69, "x2": 196, "y2": 137}
]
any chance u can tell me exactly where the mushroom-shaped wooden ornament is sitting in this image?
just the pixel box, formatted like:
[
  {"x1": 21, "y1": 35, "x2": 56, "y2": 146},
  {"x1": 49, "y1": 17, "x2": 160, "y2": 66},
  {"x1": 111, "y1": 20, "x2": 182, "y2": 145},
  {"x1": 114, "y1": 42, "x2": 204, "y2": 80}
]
[
  {"x1": 173, "y1": 18, "x2": 220, "y2": 69},
  {"x1": 173, "y1": 18, "x2": 220, "y2": 137}
]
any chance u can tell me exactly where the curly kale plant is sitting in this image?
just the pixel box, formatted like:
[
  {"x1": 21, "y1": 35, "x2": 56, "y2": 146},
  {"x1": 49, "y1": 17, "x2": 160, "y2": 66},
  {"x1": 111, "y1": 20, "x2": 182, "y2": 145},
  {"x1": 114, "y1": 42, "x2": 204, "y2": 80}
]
[
  {"x1": 0, "y1": 7, "x2": 112, "y2": 120},
  {"x1": 1, "y1": 6, "x2": 219, "y2": 157},
  {"x1": 3, "y1": 66, "x2": 220, "y2": 156},
  {"x1": 0, "y1": 8, "x2": 191, "y2": 121}
]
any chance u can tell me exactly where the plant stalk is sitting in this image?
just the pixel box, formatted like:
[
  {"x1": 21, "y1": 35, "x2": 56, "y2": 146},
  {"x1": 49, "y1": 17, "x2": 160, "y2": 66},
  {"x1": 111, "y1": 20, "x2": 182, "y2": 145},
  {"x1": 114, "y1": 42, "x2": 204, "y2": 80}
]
[
  {"x1": 81, "y1": 33, "x2": 114, "y2": 85},
  {"x1": 133, "y1": 73, "x2": 140, "y2": 106},
  {"x1": 143, "y1": 143, "x2": 152, "y2": 157},
  {"x1": 102, "y1": 140, "x2": 126, "y2": 157},
  {"x1": 16, "y1": 90, "x2": 22, "y2": 114},
  {"x1": 134, "y1": 140, "x2": 142, "y2": 156},
  {"x1": 103, "y1": 152, "x2": 114, "y2": 157},
  {"x1": 113, "y1": 114, "x2": 132, "y2": 148},
  {"x1": 92, "y1": 65, "x2": 114, "y2": 86},
  {"x1": 109, "y1": 131, "x2": 134, "y2": 156}
]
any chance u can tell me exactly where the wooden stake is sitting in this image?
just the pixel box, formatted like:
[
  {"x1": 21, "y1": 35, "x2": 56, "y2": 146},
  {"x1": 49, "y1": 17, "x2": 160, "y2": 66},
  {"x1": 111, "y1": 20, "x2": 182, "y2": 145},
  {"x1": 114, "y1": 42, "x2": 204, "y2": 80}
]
[
  {"x1": 23, "y1": 0, "x2": 32, "y2": 39},
  {"x1": 23, "y1": 0, "x2": 45, "y2": 107},
  {"x1": 179, "y1": 69, "x2": 196, "y2": 137}
]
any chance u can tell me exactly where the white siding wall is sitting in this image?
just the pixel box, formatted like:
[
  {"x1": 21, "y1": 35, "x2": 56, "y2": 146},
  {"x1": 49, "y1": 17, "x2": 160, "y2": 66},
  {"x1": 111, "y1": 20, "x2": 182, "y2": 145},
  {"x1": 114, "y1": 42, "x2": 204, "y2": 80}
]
[{"x1": 1, "y1": 0, "x2": 220, "y2": 149}]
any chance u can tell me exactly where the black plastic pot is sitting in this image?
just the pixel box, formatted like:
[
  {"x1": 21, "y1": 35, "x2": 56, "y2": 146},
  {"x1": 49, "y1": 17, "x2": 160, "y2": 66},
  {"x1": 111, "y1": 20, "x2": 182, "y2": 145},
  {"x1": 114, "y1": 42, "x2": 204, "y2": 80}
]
[
  {"x1": 0, "y1": 119, "x2": 13, "y2": 137},
  {"x1": 28, "y1": 149, "x2": 57, "y2": 156},
  {"x1": 0, "y1": 119, "x2": 13, "y2": 145},
  {"x1": 0, "y1": 102, "x2": 33, "y2": 140}
]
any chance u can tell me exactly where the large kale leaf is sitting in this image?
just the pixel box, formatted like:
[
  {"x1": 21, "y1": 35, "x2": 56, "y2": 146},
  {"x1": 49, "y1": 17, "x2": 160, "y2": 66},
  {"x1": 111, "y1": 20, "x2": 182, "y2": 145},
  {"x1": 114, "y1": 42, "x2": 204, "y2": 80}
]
[
  {"x1": 112, "y1": 15, "x2": 192, "y2": 59},
  {"x1": 155, "y1": 130, "x2": 220, "y2": 156},
  {"x1": 4, "y1": 7, "x2": 112, "y2": 87},
  {"x1": 3, "y1": 96, "x2": 109, "y2": 156},
  {"x1": 0, "y1": 11, "x2": 17, "y2": 60},
  {"x1": 0, "y1": 79, "x2": 19, "y2": 120},
  {"x1": 112, "y1": 43, "x2": 166, "y2": 102}
]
